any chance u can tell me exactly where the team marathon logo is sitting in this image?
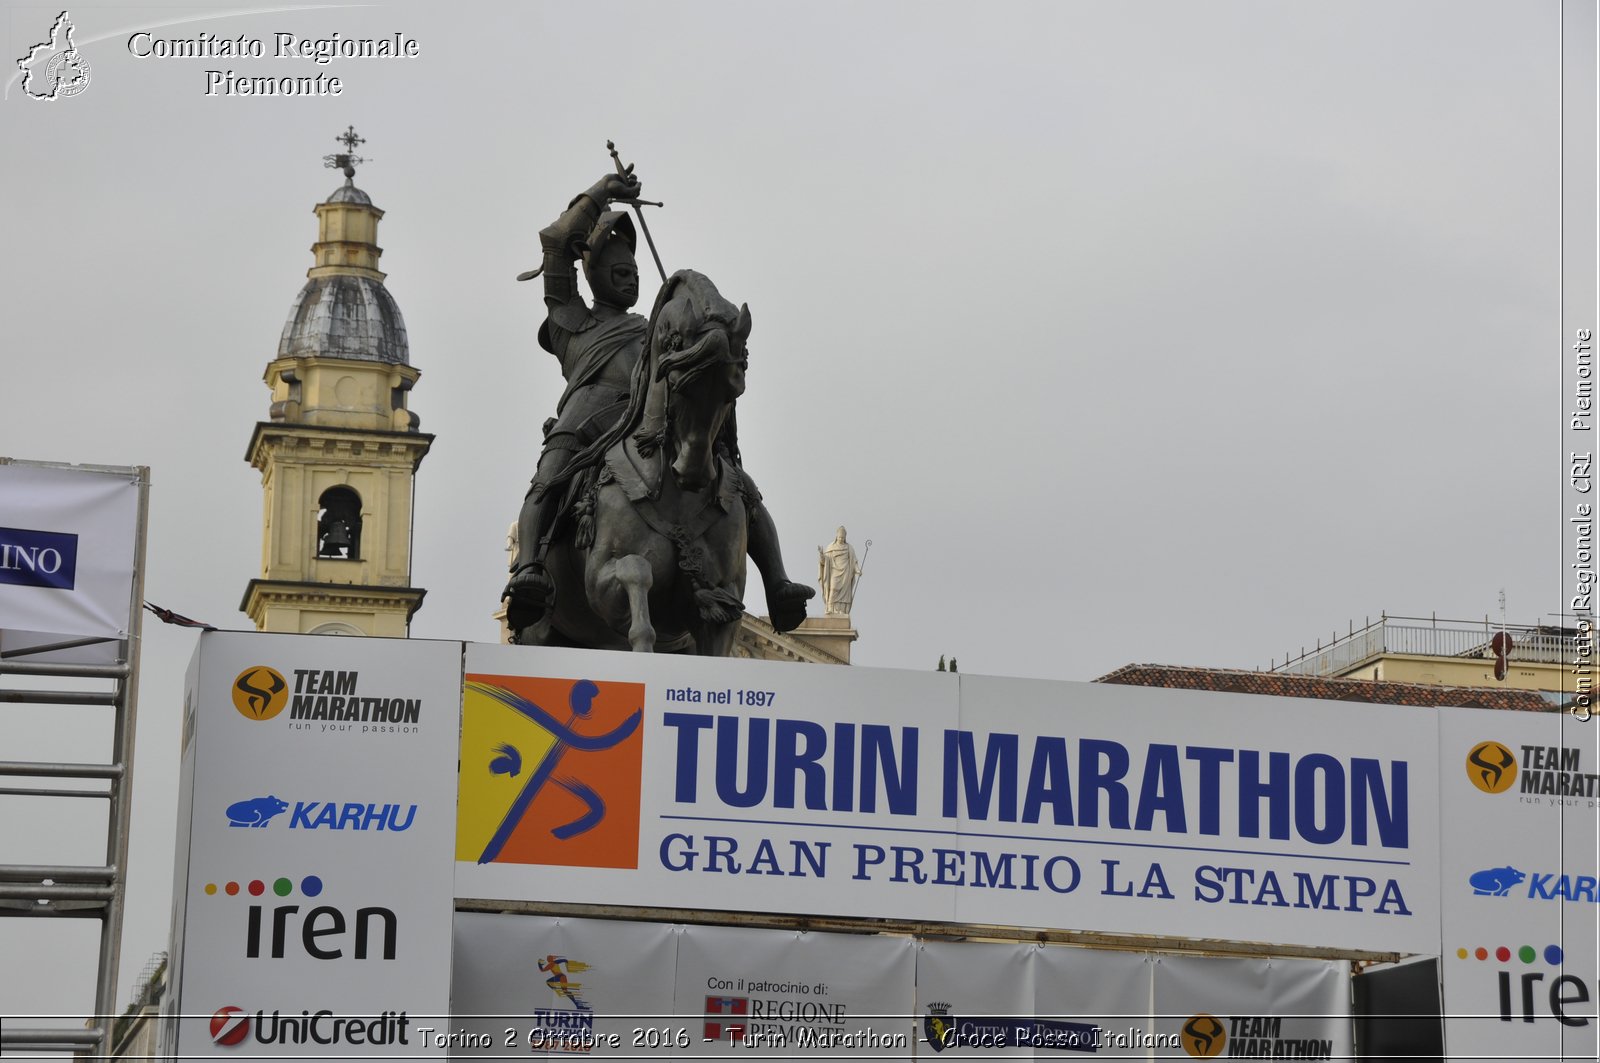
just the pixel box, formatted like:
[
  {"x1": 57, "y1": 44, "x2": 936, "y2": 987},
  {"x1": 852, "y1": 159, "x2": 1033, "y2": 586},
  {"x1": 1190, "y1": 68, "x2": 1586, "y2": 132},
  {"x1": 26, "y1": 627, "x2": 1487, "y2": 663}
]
[
  {"x1": 232, "y1": 667, "x2": 288, "y2": 720},
  {"x1": 208, "y1": 1004, "x2": 410, "y2": 1048},
  {"x1": 1180, "y1": 1014, "x2": 1226, "y2": 1057},
  {"x1": 923, "y1": 1002, "x2": 1098, "y2": 1052},
  {"x1": 1178, "y1": 1012, "x2": 1333, "y2": 1060},
  {"x1": 456, "y1": 676, "x2": 643, "y2": 868},
  {"x1": 1468, "y1": 738, "x2": 1600, "y2": 799},
  {"x1": 224, "y1": 794, "x2": 417, "y2": 832},
  {"x1": 231, "y1": 665, "x2": 423, "y2": 733},
  {"x1": 15, "y1": 11, "x2": 91, "y2": 101}
]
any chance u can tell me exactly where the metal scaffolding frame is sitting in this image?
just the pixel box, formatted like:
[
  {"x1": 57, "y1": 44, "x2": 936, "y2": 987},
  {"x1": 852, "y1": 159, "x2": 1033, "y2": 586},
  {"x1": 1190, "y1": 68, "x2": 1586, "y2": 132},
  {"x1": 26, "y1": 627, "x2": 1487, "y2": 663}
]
[{"x1": 0, "y1": 464, "x2": 149, "y2": 1059}]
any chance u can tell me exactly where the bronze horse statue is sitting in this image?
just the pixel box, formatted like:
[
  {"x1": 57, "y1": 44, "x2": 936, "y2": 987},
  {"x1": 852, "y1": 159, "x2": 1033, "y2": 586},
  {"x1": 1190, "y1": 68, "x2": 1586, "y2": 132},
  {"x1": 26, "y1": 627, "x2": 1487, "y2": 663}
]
[{"x1": 515, "y1": 270, "x2": 757, "y2": 654}]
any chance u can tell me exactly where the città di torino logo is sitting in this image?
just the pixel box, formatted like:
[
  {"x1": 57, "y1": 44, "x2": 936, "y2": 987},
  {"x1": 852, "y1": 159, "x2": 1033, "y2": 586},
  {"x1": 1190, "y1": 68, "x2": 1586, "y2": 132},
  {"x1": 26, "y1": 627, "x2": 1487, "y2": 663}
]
[{"x1": 0, "y1": 527, "x2": 78, "y2": 590}]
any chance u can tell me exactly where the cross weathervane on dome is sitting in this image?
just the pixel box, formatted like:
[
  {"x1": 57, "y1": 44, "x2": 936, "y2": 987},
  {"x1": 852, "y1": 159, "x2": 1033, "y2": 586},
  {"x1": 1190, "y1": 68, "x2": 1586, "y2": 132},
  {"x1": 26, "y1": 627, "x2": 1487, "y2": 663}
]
[{"x1": 323, "y1": 125, "x2": 368, "y2": 180}]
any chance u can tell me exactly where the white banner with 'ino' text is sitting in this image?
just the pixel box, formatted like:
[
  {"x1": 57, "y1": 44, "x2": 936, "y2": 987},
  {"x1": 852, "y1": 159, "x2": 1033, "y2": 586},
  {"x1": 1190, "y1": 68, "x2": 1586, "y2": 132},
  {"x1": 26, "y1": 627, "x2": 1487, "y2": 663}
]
[{"x1": 0, "y1": 460, "x2": 142, "y2": 644}]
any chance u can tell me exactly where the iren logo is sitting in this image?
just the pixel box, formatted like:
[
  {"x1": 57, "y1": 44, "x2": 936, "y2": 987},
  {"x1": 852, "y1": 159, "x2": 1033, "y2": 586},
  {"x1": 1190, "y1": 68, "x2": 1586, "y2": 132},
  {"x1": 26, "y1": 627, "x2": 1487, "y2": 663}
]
[
  {"x1": 233, "y1": 666, "x2": 288, "y2": 720},
  {"x1": 1456, "y1": 942, "x2": 1594, "y2": 1026},
  {"x1": 202, "y1": 874, "x2": 397, "y2": 960},
  {"x1": 1467, "y1": 740, "x2": 1518, "y2": 794}
]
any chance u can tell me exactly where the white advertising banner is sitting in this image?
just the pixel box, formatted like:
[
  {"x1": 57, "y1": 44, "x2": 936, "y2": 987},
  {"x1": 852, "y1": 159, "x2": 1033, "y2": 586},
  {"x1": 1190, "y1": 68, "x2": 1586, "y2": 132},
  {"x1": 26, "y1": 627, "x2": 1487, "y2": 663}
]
[
  {"x1": 0, "y1": 460, "x2": 141, "y2": 643},
  {"x1": 1149, "y1": 954, "x2": 1351, "y2": 1060},
  {"x1": 448, "y1": 915, "x2": 915, "y2": 1058},
  {"x1": 674, "y1": 922, "x2": 916, "y2": 1057},
  {"x1": 950, "y1": 677, "x2": 1439, "y2": 954},
  {"x1": 916, "y1": 940, "x2": 1154, "y2": 1057},
  {"x1": 1438, "y1": 707, "x2": 1600, "y2": 1062},
  {"x1": 455, "y1": 644, "x2": 962, "y2": 925},
  {"x1": 170, "y1": 631, "x2": 461, "y2": 1058},
  {"x1": 449, "y1": 913, "x2": 678, "y2": 1057},
  {"x1": 455, "y1": 646, "x2": 1439, "y2": 954},
  {"x1": 1036, "y1": 946, "x2": 1158, "y2": 1057}
]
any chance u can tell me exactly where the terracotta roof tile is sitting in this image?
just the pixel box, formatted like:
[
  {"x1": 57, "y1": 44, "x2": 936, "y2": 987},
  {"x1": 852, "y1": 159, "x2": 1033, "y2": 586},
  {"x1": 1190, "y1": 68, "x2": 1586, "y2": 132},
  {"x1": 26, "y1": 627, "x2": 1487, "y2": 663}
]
[{"x1": 1094, "y1": 664, "x2": 1562, "y2": 712}]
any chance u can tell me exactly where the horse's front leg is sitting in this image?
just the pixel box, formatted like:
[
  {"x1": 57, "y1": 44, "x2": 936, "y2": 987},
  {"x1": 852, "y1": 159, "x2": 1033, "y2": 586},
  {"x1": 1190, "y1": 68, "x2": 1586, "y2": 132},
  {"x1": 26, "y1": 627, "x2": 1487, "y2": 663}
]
[{"x1": 604, "y1": 554, "x2": 655, "y2": 652}]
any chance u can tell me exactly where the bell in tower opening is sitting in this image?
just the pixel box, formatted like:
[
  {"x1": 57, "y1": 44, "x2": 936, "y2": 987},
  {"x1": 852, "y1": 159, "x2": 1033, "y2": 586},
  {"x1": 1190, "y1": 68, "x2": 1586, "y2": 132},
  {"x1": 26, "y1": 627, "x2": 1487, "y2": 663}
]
[{"x1": 316, "y1": 486, "x2": 363, "y2": 559}]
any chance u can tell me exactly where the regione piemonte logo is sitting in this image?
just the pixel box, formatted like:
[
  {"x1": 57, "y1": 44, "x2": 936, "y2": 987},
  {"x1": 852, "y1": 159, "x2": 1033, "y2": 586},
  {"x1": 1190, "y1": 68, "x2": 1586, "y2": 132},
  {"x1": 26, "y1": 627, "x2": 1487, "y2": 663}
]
[
  {"x1": 232, "y1": 666, "x2": 289, "y2": 720},
  {"x1": 457, "y1": 675, "x2": 643, "y2": 868},
  {"x1": 15, "y1": 11, "x2": 92, "y2": 101}
]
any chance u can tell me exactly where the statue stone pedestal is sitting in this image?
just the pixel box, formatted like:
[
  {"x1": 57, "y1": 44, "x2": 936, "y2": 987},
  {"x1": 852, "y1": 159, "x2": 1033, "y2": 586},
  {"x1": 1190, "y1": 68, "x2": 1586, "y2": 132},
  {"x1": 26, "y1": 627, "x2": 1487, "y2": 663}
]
[{"x1": 791, "y1": 615, "x2": 858, "y2": 664}]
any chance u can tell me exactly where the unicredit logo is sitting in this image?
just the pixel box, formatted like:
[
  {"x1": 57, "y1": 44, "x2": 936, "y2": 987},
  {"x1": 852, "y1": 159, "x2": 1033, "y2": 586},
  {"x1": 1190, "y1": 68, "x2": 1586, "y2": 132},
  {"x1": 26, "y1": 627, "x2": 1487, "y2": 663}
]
[
  {"x1": 205, "y1": 1005, "x2": 410, "y2": 1047},
  {"x1": 210, "y1": 1006, "x2": 249, "y2": 1046}
]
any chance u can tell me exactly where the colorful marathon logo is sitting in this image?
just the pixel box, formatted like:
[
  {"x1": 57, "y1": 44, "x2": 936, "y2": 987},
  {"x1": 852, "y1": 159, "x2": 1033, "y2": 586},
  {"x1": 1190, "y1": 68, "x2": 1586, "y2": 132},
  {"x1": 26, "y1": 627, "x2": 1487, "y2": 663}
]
[
  {"x1": 457, "y1": 676, "x2": 643, "y2": 868},
  {"x1": 1466, "y1": 740, "x2": 1518, "y2": 794},
  {"x1": 232, "y1": 666, "x2": 288, "y2": 720},
  {"x1": 540, "y1": 956, "x2": 593, "y2": 1011}
]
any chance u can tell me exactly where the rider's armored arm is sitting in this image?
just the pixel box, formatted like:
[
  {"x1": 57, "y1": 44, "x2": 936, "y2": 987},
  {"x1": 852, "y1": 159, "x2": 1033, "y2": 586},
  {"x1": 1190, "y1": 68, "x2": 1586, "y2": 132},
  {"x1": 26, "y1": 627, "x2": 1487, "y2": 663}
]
[{"x1": 538, "y1": 187, "x2": 605, "y2": 318}]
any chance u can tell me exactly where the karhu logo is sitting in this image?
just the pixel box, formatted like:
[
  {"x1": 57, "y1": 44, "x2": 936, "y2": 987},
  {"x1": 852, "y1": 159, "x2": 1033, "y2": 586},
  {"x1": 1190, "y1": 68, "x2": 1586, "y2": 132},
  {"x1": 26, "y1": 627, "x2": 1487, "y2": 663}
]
[
  {"x1": 224, "y1": 796, "x2": 417, "y2": 832},
  {"x1": 233, "y1": 667, "x2": 289, "y2": 720},
  {"x1": 289, "y1": 801, "x2": 417, "y2": 831},
  {"x1": 226, "y1": 796, "x2": 289, "y2": 827}
]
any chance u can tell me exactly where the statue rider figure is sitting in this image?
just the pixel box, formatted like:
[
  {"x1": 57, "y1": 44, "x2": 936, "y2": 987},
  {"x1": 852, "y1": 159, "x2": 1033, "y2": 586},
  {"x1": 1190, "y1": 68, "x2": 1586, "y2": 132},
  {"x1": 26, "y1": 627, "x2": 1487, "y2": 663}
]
[{"x1": 503, "y1": 171, "x2": 813, "y2": 637}]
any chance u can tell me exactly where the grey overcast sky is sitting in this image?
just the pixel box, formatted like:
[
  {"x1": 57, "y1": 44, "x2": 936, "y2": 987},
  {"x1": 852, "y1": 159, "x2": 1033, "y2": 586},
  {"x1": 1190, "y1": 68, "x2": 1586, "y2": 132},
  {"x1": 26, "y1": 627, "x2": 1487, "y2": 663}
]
[{"x1": 0, "y1": 0, "x2": 1575, "y2": 1029}]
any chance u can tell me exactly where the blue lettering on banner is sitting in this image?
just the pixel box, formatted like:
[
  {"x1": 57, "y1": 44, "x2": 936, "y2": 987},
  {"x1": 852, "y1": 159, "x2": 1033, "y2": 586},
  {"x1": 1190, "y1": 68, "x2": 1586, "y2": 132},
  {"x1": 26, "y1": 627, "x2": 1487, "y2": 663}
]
[
  {"x1": 0, "y1": 527, "x2": 78, "y2": 590},
  {"x1": 662, "y1": 714, "x2": 1409, "y2": 850},
  {"x1": 288, "y1": 801, "x2": 418, "y2": 831}
]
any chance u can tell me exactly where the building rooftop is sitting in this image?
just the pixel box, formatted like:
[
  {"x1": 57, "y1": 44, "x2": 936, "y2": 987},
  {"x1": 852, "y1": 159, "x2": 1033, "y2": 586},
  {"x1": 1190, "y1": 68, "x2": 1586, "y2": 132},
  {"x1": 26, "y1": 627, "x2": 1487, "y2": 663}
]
[
  {"x1": 1095, "y1": 663, "x2": 1564, "y2": 712},
  {"x1": 1267, "y1": 614, "x2": 1579, "y2": 676},
  {"x1": 278, "y1": 273, "x2": 409, "y2": 364},
  {"x1": 324, "y1": 180, "x2": 373, "y2": 206}
]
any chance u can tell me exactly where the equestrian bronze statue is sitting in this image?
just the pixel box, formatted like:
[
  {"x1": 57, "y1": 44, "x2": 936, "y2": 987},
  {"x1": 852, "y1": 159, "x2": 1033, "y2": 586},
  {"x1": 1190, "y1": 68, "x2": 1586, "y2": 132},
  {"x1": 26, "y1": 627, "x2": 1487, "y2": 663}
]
[{"x1": 503, "y1": 156, "x2": 812, "y2": 653}]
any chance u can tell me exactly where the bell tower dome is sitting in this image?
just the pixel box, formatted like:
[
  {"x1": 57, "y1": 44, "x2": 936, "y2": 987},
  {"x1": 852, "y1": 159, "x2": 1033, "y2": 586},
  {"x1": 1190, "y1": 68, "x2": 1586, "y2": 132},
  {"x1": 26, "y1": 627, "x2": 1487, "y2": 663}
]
[{"x1": 242, "y1": 127, "x2": 432, "y2": 636}]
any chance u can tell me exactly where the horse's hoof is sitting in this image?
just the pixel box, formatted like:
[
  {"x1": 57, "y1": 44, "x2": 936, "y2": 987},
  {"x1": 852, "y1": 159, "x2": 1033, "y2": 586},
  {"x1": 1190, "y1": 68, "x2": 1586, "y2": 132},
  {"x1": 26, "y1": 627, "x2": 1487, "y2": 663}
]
[
  {"x1": 504, "y1": 568, "x2": 554, "y2": 632},
  {"x1": 767, "y1": 581, "x2": 814, "y2": 633}
]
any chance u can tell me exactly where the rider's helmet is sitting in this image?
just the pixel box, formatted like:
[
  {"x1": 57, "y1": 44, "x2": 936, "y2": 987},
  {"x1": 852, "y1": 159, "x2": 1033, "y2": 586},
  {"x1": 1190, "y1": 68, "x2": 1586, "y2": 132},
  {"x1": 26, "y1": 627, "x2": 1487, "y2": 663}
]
[{"x1": 581, "y1": 211, "x2": 640, "y2": 310}]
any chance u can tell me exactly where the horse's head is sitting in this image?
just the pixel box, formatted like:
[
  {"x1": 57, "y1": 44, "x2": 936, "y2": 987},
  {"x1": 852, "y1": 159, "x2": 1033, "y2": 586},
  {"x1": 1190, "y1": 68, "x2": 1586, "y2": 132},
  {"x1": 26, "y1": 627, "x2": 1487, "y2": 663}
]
[{"x1": 642, "y1": 270, "x2": 750, "y2": 491}]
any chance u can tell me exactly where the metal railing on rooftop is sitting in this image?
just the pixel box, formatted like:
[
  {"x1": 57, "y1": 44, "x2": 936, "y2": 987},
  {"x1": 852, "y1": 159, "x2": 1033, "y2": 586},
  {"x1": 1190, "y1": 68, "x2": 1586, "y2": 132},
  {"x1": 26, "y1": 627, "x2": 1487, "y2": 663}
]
[{"x1": 1270, "y1": 614, "x2": 1587, "y2": 677}]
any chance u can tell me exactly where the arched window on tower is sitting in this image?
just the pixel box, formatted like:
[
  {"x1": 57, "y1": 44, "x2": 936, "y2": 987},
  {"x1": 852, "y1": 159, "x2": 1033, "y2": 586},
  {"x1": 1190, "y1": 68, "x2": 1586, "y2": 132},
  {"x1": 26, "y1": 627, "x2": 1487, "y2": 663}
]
[{"x1": 316, "y1": 486, "x2": 362, "y2": 559}]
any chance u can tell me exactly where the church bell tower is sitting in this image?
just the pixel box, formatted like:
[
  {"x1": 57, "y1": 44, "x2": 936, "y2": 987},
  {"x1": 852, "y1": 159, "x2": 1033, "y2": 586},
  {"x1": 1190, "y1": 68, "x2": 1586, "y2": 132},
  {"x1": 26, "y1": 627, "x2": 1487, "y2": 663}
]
[{"x1": 242, "y1": 128, "x2": 432, "y2": 636}]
